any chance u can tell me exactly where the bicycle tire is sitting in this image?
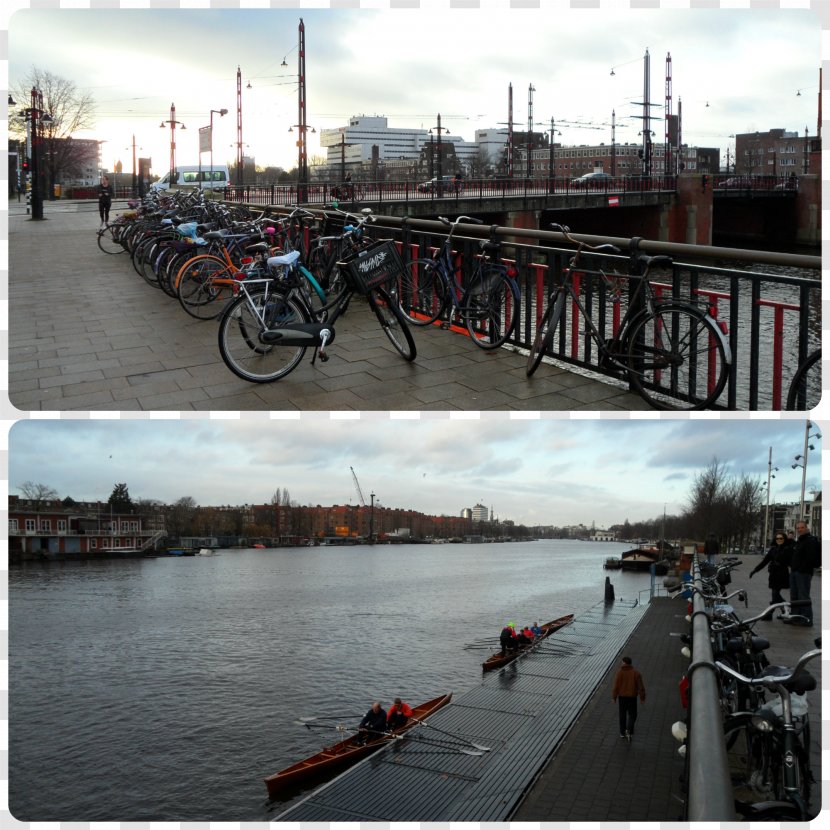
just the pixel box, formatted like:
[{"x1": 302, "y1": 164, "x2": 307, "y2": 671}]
[
  {"x1": 785, "y1": 349, "x2": 821, "y2": 411},
  {"x1": 526, "y1": 291, "x2": 566, "y2": 376},
  {"x1": 217, "y1": 291, "x2": 310, "y2": 383},
  {"x1": 97, "y1": 224, "x2": 127, "y2": 255},
  {"x1": 398, "y1": 258, "x2": 447, "y2": 326},
  {"x1": 368, "y1": 286, "x2": 416, "y2": 362},
  {"x1": 625, "y1": 303, "x2": 729, "y2": 410},
  {"x1": 463, "y1": 266, "x2": 518, "y2": 350},
  {"x1": 176, "y1": 254, "x2": 235, "y2": 320}
]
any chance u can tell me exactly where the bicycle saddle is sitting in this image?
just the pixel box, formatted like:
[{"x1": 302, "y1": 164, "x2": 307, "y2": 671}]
[
  {"x1": 758, "y1": 665, "x2": 817, "y2": 694},
  {"x1": 726, "y1": 635, "x2": 770, "y2": 653},
  {"x1": 267, "y1": 250, "x2": 301, "y2": 269}
]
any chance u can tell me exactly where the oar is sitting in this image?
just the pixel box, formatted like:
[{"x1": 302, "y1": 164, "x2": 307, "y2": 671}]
[
  {"x1": 360, "y1": 726, "x2": 485, "y2": 756},
  {"x1": 412, "y1": 718, "x2": 491, "y2": 752},
  {"x1": 297, "y1": 714, "x2": 363, "y2": 722}
]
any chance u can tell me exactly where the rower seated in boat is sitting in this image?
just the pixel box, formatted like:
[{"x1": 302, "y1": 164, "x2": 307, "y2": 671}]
[
  {"x1": 387, "y1": 697, "x2": 413, "y2": 730},
  {"x1": 521, "y1": 626, "x2": 535, "y2": 642},
  {"x1": 530, "y1": 621, "x2": 542, "y2": 638},
  {"x1": 516, "y1": 627, "x2": 533, "y2": 646},
  {"x1": 355, "y1": 702, "x2": 387, "y2": 745},
  {"x1": 499, "y1": 623, "x2": 518, "y2": 655}
]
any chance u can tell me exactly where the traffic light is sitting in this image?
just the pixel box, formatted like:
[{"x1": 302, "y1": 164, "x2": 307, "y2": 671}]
[{"x1": 22, "y1": 157, "x2": 30, "y2": 172}]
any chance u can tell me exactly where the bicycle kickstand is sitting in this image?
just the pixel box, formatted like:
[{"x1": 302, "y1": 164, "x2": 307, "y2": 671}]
[{"x1": 313, "y1": 327, "x2": 334, "y2": 364}]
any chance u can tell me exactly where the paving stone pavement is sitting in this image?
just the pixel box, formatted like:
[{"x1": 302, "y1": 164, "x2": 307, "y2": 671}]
[{"x1": 9, "y1": 202, "x2": 649, "y2": 412}]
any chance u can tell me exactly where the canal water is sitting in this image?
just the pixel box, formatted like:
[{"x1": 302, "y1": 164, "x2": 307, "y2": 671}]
[{"x1": 9, "y1": 540, "x2": 658, "y2": 821}]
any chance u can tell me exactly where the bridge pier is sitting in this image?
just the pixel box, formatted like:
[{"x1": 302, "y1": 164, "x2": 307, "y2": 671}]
[
  {"x1": 667, "y1": 174, "x2": 713, "y2": 246},
  {"x1": 505, "y1": 208, "x2": 541, "y2": 243},
  {"x1": 795, "y1": 175, "x2": 820, "y2": 246}
]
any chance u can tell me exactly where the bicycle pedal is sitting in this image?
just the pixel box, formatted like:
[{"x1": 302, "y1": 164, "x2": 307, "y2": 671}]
[{"x1": 440, "y1": 321, "x2": 451, "y2": 330}]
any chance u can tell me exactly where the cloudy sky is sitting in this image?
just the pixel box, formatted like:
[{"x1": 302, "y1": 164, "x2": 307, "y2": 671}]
[
  {"x1": 8, "y1": 419, "x2": 820, "y2": 527},
  {"x1": 7, "y1": 6, "x2": 821, "y2": 176}
]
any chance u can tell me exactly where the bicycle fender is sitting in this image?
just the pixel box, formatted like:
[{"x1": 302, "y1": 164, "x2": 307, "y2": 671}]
[
  {"x1": 299, "y1": 265, "x2": 327, "y2": 304},
  {"x1": 703, "y1": 312, "x2": 733, "y2": 365},
  {"x1": 734, "y1": 799, "x2": 802, "y2": 820}
]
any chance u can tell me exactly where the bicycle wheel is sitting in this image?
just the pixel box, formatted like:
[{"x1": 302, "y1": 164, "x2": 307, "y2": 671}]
[
  {"x1": 526, "y1": 291, "x2": 566, "y2": 376},
  {"x1": 176, "y1": 255, "x2": 235, "y2": 320},
  {"x1": 723, "y1": 714, "x2": 771, "y2": 801},
  {"x1": 626, "y1": 303, "x2": 729, "y2": 410},
  {"x1": 218, "y1": 291, "x2": 310, "y2": 382},
  {"x1": 785, "y1": 349, "x2": 821, "y2": 411},
  {"x1": 368, "y1": 286, "x2": 416, "y2": 361},
  {"x1": 398, "y1": 259, "x2": 447, "y2": 326},
  {"x1": 97, "y1": 223, "x2": 127, "y2": 254},
  {"x1": 463, "y1": 266, "x2": 518, "y2": 349}
]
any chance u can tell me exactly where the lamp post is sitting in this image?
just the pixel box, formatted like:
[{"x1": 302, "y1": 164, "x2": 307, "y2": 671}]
[
  {"x1": 208, "y1": 108, "x2": 228, "y2": 187},
  {"x1": 21, "y1": 87, "x2": 53, "y2": 220},
  {"x1": 548, "y1": 117, "x2": 561, "y2": 194},
  {"x1": 159, "y1": 103, "x2": 186, "y2": 188},
  {"x1": 762, "y1": 447, "x2": 779, "y2": 549},
  {"x1": 430, "y1": 115, "x2": 450, "y2": 196},
  {"x1": 125, "y1": 135, "x2": 142, "y2": 197},
  {"x1": 792, "y1": 421, "x2": 821, "y2": 521}
]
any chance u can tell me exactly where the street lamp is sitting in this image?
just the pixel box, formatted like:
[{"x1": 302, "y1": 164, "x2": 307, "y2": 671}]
[
  {"x1": 159, "y1": 102, "x2": 186, "y2": 188},
  {"x1": 548, "y1": 117, "x2": 561, "y2": 193},
  {"x1": 791, "y1": 421, "x2": 821, "y2": 522},
  {"x1": 125, "y1": 135, "x2": 142, "y2": 197},
  {"x1": 201, "y1": 107, "x2": 228, "y2": 188},
  {"x1": 430, "y1": 115, "x2": 450, "y2": 195},
  {"x1": 762, "y1": 447, "x2": 779, "y2": 549},
  {"x1": 21, "y1": 87, "x2": 53, "y2": 220}
]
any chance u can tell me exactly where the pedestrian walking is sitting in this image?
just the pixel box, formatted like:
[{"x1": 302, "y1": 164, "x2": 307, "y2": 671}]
[
  {"x1": 98, "y1": 175, "x2": 114, "y2": 228},
  {"x1": 786, "y1": 520, "x2": 820, "y2": 627},
  {"x1": 749, "y1": 531, "x2": 792, "y2": 617},
  {"x1": 612, "y1": 656, "x2": 646, "y2": 739},
  {"x1": 703, "y1": 534, "x2": 720, "y2": 564}
]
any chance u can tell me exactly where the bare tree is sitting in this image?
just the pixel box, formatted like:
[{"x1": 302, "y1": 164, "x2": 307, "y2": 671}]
[
  {"x1": 18, "y1": 481, "x2": 59, "y2": 508},
  {"x1": 11, "y1": 68, "x2": 97, "y2": 191}
]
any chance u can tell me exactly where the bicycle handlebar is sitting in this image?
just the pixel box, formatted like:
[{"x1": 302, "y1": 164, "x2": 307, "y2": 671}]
[{"x1": 716, "y1": 648, "x2": 821, "y2": 689}]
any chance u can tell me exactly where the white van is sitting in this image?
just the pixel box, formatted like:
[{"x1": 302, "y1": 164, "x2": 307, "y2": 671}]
[{"x1": 150, "y1": 165, "x2": 231, "y2": 192}]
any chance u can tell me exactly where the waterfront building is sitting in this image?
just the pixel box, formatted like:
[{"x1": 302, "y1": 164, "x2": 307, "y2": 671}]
[
  {"x1": 734, "y1": 128, "x2": 817, "y2": 176},
  {"x1": 8, "y1": 495, "x2": 164, "y2": 559},
  {"x1": 471, "y1": 504, "x2": 489, "y2": 523}
]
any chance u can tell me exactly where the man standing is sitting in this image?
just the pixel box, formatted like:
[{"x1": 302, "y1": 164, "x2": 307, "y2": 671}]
[
  {"x1": 612, "y1": 656, "x2": 646, "y2": 739},
  {"x1": 787, "y1": 520, "x2": 821, "y2": 627}
]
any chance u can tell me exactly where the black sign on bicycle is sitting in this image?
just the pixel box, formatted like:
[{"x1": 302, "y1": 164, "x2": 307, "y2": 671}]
[{"x1": 340, "y1": 240, "x2": 405, "y2": 296}]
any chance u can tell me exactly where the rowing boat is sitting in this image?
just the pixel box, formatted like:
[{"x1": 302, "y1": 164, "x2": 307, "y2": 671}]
[
  {"x1": 265, "y1": 692, "x2": 452, "y2": 797},
  {"x1": 481, "y1": 614, "x2": 574, "y2": 672}
]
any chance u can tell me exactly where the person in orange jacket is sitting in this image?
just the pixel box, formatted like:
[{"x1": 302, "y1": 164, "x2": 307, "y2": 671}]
[
  {"x1": 611, "y1": 656, "x2": 646, "y2": 739},
  {"x1": 387, "y1": 697, "x2": 414, "y2": 730}
]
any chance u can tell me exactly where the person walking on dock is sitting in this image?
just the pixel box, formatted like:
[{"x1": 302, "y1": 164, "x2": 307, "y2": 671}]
[
  {"x1": 612, "y1": 656, "x2": 646, "y2": 739},
  {"x1": 749, "y1": 531, "x2": 792, "y2": 617},
  {"x1": 786, "y1": 520, "x2": 820, "y2": 627}
]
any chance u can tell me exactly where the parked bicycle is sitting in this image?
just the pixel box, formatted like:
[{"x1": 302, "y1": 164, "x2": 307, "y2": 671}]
[
  {"x1": 525, "y1": 224, "x2": 731, "y2": 410},
  {"x1": 785, "y1": 348, "x2": 821, "y2": 411},
  {"x1": 397, "y1": 216, "x2": 520, "y2": 349},
  {"x1": 217, "y1": 239, "x2": 415, "y2": 383},
  {"x1": 717, "y1": 644, "x2": 820, "y2": 820}
]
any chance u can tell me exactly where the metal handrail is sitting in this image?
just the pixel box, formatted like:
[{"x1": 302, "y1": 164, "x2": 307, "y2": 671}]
[{"x1": 686, "y1": 555, "x2": 736, "y2": 820}]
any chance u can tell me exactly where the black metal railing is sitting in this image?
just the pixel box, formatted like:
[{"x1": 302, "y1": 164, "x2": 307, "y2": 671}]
[
  {"x1": 686, "y1": 556, "x2": 736, "y2": 820},
  {"x1": 246, "y1": 208, "x2": 821, "y2": 411}
]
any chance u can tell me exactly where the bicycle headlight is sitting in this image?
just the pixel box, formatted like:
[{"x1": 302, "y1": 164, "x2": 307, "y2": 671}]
[{"x1": 750, "y1": 715, "x2": 774, "y2": 733}]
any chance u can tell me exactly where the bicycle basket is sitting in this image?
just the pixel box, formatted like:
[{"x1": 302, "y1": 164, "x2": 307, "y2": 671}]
[{"x1": 338, "y1": 240, "x2": 404, "y2": 296}]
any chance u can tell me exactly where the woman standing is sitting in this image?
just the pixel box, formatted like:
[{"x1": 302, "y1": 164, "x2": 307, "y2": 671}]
[
  {"x1": 98, "y1": 175, "x2": 114, "y2": 228},
  {"x1": 749, "y1": 531, "x2": 792, "y2": 617}
]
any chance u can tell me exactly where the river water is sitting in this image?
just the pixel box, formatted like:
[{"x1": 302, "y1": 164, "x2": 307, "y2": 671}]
[{"x1": 9, "y1": 540, "x2": 657, "y2": 821}]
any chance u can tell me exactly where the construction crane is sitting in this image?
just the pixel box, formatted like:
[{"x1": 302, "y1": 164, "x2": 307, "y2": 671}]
[{"x1": 350, "y1": 466, "x2": 366, "y2": 507}]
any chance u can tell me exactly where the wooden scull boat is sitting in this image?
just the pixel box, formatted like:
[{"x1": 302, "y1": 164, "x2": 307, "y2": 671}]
[
  {"x1": 482, "y1": 614, "x2": 574, "y2": 672},
  {"x1": 264, "y1": 691, "x2": 452, "y2": 797}
]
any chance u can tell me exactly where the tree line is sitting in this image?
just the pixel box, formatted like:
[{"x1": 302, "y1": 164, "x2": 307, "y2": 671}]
[{"x1": 17, "y1": 457, "x2": 768, "y2": 548}]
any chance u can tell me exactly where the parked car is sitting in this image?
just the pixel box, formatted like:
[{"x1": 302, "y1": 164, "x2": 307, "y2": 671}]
[
  {"x1": 417, "y1": 175, "x2": 462, "y2": 193},
  {"x1": 571, "y1": 171, "x2": 614, "y2": 188}
]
